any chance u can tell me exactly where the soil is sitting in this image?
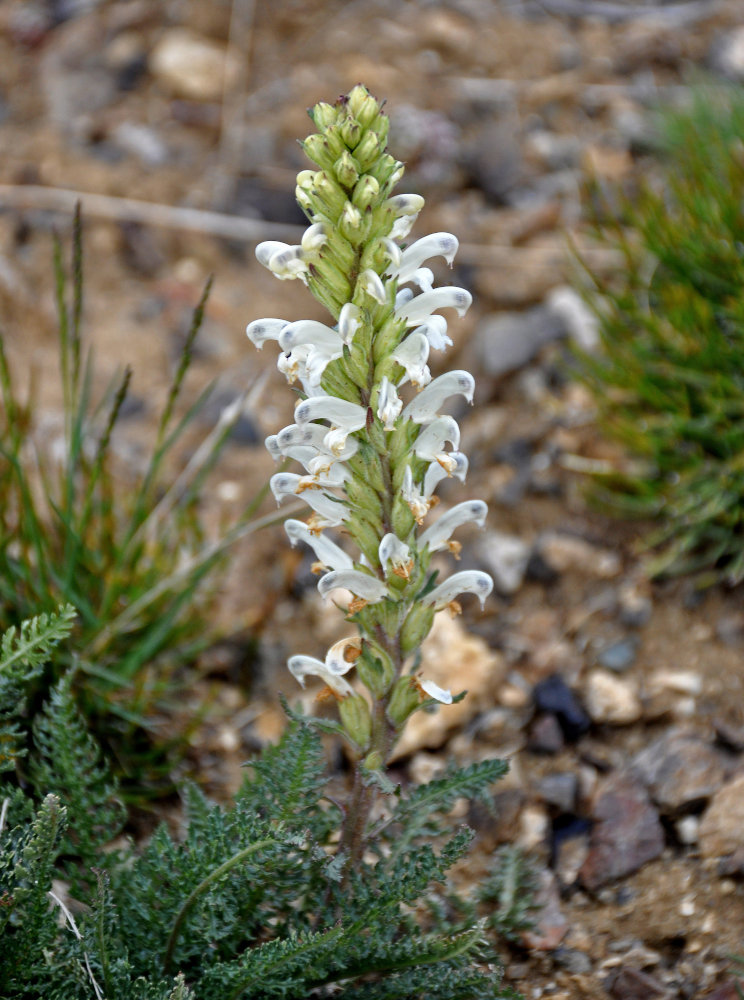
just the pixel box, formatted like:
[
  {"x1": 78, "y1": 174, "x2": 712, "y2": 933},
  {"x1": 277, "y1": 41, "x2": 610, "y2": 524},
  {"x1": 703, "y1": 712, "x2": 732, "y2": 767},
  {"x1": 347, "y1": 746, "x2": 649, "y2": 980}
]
[{"x1": 1, "y1": 1, "x2": 744, "y2": 997}]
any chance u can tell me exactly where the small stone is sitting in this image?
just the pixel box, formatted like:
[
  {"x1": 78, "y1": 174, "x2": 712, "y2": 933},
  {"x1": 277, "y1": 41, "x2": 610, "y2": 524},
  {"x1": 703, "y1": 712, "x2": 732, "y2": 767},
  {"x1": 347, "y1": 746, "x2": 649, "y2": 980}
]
[
  {"x1": 528, "y1": 712, "x2": 565, "y2": 754},
  {"x1": 580, "y1": 772, "x2": 665, "y2": 890},
  {"x1": 597, "y1": 637, "x2": 639, "y2": 673},
  {"x1": 607, "y1": 966, "x2": 671, "y2": 999},
  {"x1": 520, "y1": 868, "x2": 568, "y2": 951},
  {"x1": 676, "y1": 815, "x2": 700, "y2": 846},
  {"x1": 553, "y1": 825, "x2": 590, "y2": 889},
  {"x1": 519, "y1": 804, "x2": 550, "y2": 852},
  {"x1": 479, "y1": 531, "x2": 531, "y2": 595},
  {"x1": 546, "y1": 285, "x2": 600, "y2": 352},
  {"x1": 631, "y1": 731, "x2": 727, "y2": 814},
  {"x1": 699, "y1": 774, "x2": 744, "y2": 860},
  {"x1": 112, "y1": 121, "x2": 169, "y2": 166},
  {"x1": 149, "y1": 29, "x2": 239, "y2": 101},
  {"x1": 471, "y1": 306, "x2": 565, "y2": 378},
  {"x1": 585, "y1": 670, "x2": 641, "y2": 726},
  {"x1": 538, "y1": 772, "x2": 578, "y2": 813},
  {"x1": 538, "y1": 533, "x2": 622, "y2": 579},
  {"x1": 703, "y1": 983, "x2": 742, "y2": 1000},
  {"x1": 709, "y1": 26, "x2": 744, "y2": 83},
  {"x1": 526, "y1": 130, "x2": 583, "y2": 171},
  {"x1": 470, "y1": 787, "x2": 526, "y2": 848},
  {"x1": 462, "y1": 120, "x2": 523, "y2": 205},
  {"x1": 553, "y1": 947, "x2": 592, "y2": 974},
  {"x1": 533, "y1": 675, "x2": 591, "y2": 741},
  {"x1": 716, "y1": 612, "x2": 744, "y2": 646},
  {"x1": 617, "y1": 584, "x2": 653, "y2": 628}
]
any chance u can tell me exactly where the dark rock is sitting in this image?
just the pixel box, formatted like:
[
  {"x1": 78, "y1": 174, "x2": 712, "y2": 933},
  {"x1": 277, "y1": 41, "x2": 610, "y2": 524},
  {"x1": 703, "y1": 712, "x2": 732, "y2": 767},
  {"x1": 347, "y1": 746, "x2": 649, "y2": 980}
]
[
  {"x1": 538, "y1": 772, "x2": 578, "y2": 813},
  {"x1": 469, "y1": 787, "x2": 526, "y2": 848},
  {"x1": 472, "y1": 306, "x2": 566, "y2": 379},
  {"x1": 525, "y1": 548, "x2": 560, "y2": 585},
  {"x1": 631, "y1": 731, "x2": 727, "y2": 814},
  {"x1": 553, "y1": 947, "x2": 592, "y2": 974},
  {"x1": 716, "y1": 612, "x2": 744, "y2": 646},
  {"x1": 606, "y1": 966, "x2": 671, "y2": 999},
  {"x1": 461, "y1": 120, "x2": 523, "y2": 205},
  {"x1": 528, "y1": 712, "x2": 565, "y2": 755},
  {"x1": 597, "y1": 636, "x2": 639, "y2": 673},
  {"x1": 533, "y1": 674, "x2": 591, "y2": 741},
  {"x1": 704, "y1": 981, "x2": 744, "y2": 1000},
  {"x1": 579, "y1": 772, "x2": 665, "y2": 890}
]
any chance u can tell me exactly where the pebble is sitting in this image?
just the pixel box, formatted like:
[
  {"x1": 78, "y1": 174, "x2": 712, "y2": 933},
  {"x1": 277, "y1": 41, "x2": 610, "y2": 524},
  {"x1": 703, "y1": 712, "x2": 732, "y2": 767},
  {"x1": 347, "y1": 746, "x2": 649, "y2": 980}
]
[
  {"x1": 597, "y1": 636, "x2": 639, "y2": 673},
  {"x1": 676, "y1": 815, "x2": 700, "y2": 846},
  {"x1": 149, "y1": 29, "x2": 239, "y2": 101},
  {"x1": 585, "y1": 670, "x2": 642, "y2": 725},
  {"x1": 537, "y1": 533, "x2": 622, "y2": 579},
  {"x1": 479, "y1": 531, "x2": 532, "y2": 594},
  {"x1": 631, "y1": 731, "x2": 727, "y2": 814},
  {"x1": 528, "y1": 712, "x2": 566, "y2": 755},
  {"x1": 538, "y1": 772, "x2": 578, "y2": 814},
  {"x1": 606, "y1": 966, "x2": 671, "y2": 999},
  {"x1": 709, "y1": 26, "x2": 744, "y2": 83},
  {"x1": 533, "y1": 675, "x2": 591, "y2": 741},
  {"x1": 519, "y1": 803, "x2": 550, "y2": 852},
  {"x1": 521, "y1": 868, "x2": 568, "y2": 951},
  {"x1": 699, "y1": 774, "x2": 744, "y2": 860},
  {"x1": 470, "y1": 306, "x2": 566, "y2": 379},
  {"x1": 112, "y1": 121, "x2": 169, "y2": 167},
  {"x1": 579, "y1": 772, "x2": 665, "y2": 890},
  {"x1": 461, "y1": 119, "x2": 523, "y2": 205},
  {"x1": 545, "y1": 285, "x2": 600, "y2": 352},
  {"x1": 617, "y1": 583, "x2": 653, "y2": 628}
]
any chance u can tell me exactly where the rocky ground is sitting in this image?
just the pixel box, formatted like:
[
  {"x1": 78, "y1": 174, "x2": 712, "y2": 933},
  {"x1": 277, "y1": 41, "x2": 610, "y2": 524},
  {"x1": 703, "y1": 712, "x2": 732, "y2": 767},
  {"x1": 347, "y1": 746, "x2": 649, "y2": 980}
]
[{"x1": 2, "y1": 1, "x2": 744, "y2": 997}]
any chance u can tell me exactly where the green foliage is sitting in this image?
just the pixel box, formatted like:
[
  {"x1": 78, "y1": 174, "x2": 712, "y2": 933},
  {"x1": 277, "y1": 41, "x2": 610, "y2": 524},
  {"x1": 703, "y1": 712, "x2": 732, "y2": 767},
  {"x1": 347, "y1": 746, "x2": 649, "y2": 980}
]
[
  {"x1": 574, "y1": 84, "x2": 744, "y2": 586},
  {"x1": 1, "y1": 708, "x2": 513, "y2": 999},
  {"x1": 0, "y1": 213, "x2": 274, "y2": 789},
  {"x1": 477, "y1": 847, "x2": 538, "y2": 943}
]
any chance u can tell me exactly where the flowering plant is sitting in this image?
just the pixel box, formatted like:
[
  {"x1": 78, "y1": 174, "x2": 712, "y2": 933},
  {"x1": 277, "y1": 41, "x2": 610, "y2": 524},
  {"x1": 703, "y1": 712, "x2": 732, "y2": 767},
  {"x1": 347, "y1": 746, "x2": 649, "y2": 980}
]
[{"x1": 248, "y1": 85, "x2": 493, "y2": 867}]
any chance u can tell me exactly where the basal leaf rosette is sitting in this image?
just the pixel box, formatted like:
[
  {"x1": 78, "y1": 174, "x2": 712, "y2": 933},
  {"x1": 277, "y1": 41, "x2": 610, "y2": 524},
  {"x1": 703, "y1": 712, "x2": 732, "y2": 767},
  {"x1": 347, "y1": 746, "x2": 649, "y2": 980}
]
[{"x1": 246, "y1": 86, "x2": 492, "y2": 758}]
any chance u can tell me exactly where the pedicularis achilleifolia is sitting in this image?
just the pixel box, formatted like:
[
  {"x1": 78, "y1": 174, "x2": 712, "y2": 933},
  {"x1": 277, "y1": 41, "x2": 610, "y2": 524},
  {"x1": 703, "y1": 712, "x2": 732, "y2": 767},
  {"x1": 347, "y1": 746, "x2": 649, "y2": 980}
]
[{"x1": 247, "y1": 85, "x2": 493, "y2": 867}]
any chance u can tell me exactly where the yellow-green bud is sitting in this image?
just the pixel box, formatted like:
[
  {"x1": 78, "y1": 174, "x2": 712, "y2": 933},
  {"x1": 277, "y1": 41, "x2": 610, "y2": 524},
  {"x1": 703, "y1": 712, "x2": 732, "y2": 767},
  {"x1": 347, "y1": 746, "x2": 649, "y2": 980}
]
[
  {"x1": 348, "y1": 85, "x2": 380, "y2": 128},
  {"x1": 400, "y1": 603, "x2": 435, "y2": 655},
  {"x1": 372, "y1": 316, "x2": 406, "y2": 364},
  {"x1": 391, "y1": 494, "x2": 415, "y2": 539},
  {"x1": 335, "y1": 150, "x2": 360, "y2": 189},
  {"x1": 347, "y1": 512, "x2": 382, "y2": 566},
  {"x1": 302, "y1": 134, "x2": 335, "y2": 171},
  {"x1": 338, "y1": 201, "x2": 364, "y2": 241},
  {"x1": 339, "y1": 694, "x2": 372, "y2": 749},
  {"x1": 387, "y1": 676, "x2": 421, "y2": 729},
  {"x1": 312, "y1": 101, "x2": 338, "y2": 129},
  {"x1": 354, "y1": 130, "x2": 383, "y2": 171},
  {"x1": 313, "y1": 171, "x2": 348, "y2": 218},
  {"x1": 363, "y1": 750, "x2": 384, "y2": 771},
  {"x1": 352, "y1": 174, "x2": 381, "y2": 211},
  {"x1": 340, "y1": 116, "x2": 362, "y2": 150},
  {"x1": 345, "y1": 476, "x2": 383, "y2": 523},
  {"x1": 356, "y1": 642, "x2": 394, "y2": 698}
]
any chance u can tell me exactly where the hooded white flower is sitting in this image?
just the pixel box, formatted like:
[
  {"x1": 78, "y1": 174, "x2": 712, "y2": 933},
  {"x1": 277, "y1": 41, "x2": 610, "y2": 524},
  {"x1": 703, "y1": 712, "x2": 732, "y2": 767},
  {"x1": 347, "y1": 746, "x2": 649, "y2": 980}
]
[
  {"x1": 423, "y1": 451, "x2": 468, "y2": 496},
  {"x1": 418, "y1": 677, "x2": 453, "y2": 705},
  {"x1": 357, "y1": 269, "x2": 388, "y2": 305},
  {"x1": 270, "y1": 473, "x2": 348, "y2": 526},
  {"x1": 395, "y1": 232, "x2": 459, "y2": 285},
  {"x1": 395, "y1": 287, "x2": 472, "y2": 328},
  {"x1": 317, "y1": 569, "x2": 390, "y2": 604},
  {"x1": 391, "y1": 333, "x2": 431, "y2": 388},
  {"x1": 413, "y1": 415, "x2": 461, "y2": 471},
  {"x1": 421, "y1": 570, "x2": 493, "y2": 611},
  {"x1": 288, "y1": 636, "x2": 361, "y2": 698},
  {"x1": 415, "y1": 316, "x2": 452, "y2": 352},
  {"x1": 379, "y1": 532, "x2": 413, "y2": 579},
  {"x1": 401, "y1": 371, "x2": 475, "y2": 424},
  {"x1": 256, "y1": 241, "x2": 309, "y2": 281},
  {"x1": 419, "y1": 500, "x2": 488, "y2": 553},
  {"x1": 284, "y1": 519, "x2": 353, "y2": 572},
  {"x1": 246, "y1": 318, "x2": 288, "y2": 349}
]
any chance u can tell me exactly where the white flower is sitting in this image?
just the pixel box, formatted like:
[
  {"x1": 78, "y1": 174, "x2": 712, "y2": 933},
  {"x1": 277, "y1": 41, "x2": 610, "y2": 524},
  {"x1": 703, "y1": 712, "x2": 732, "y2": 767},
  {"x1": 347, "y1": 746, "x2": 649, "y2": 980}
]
[
  {"x1": 357, "y1": 269, "x2": 388, "y2": 304},
  {"x1": 419, "y1": 500, "x2": 488, "y2": 553},
  {"x1": 385, "y1": 194, "x2": 425, "y2": 239},
  {"x1": 294, "y1": 396, "x2": 368, "y2": 455},
  {"x1": 418, "y1": 678, "x2": 453, "y2": 705},
  {"x1": 376, "y1": 377, "x2": 403, "y2": 430},
  {"x1": 246, "y1": 318, "x2": 287, "y2": 349},
  {"x1": 391, "y1": 332, "x2": 431, "y2": 388},
  {"x1": 423, "y1": 451, "x2": 468, "y2": 496},
  {"x1": 301, "y1": 222, "x2": 328, "y2": 252},
  {"x1": 395, "y1": 232, "x2": 459, "y2": 285},
  {"x1": 317, "y1": 569, "x2": 389, "y2": 604},
  {"x1": 256, "y1": 241, "x2": 308, "y2": 281},
  {"x1": 413, "y1": 416, "x2": 461, "y2": 471},
  {"x1": 421, "y1": 570, "x2": 493, "y2": 611},
  {"x1": 288, "y1": 636, "x2": 361, "y2": 698},
  {"x1": 407, "y1": 267, "x2": 435, "y2": 293},
  {"x1": 338, "y1": 302, "x2": 362, "y2": 345},
  {"x1": 284, "y1": 519, "x2": 353, "y2": 572},
  {"x1": 270, "y1": 473, "x2": 348, "y2": 526},
  {"x1": 279, "y1": 320, "x2": 345, "y2": 386},
  {"x1": 415, "y1": 317, "x2": 452, "y2": 352},
  {"x1": 395, "y1": 287, "x2": 472, "y2": 327},
  {"x1": 401, "y1": 371, "x2": 475, "y2": 424},
  {"x1": 401, "y1": 465, "x2": 432, "y2": 523},
  {"x1": 379, "y1": 533, "x2": 413, "y2": 578}
]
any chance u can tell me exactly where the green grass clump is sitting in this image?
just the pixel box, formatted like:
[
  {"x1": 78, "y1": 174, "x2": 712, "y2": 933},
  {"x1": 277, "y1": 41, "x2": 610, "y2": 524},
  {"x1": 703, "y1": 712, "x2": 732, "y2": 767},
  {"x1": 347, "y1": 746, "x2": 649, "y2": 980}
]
[
  {"x1": 0, "y1": 212, "x2": 272, "y2": 791},
  {"x1": 574, "y1": 86, "x2": 744, "y2": 586}
]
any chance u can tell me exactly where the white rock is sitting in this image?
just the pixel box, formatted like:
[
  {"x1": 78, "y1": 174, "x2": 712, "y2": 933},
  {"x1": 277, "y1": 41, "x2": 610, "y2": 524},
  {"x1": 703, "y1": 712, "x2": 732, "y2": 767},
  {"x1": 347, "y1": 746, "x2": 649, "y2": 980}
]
[
  {"x1": 546, "y1": 285, "x2": 600, "y2": 351},
  {"x1": 480, "y1": 531, "x2": 531, "y2": 594},
  {"x1": 585, "y1": 669, "x2": 641, "y2": 725},
  {"x1": 538, "y1": 533, "x2": 621, "y2": 579},
  {"x1": 149, "y1": 29, "x2": 240, "y2": 101}
]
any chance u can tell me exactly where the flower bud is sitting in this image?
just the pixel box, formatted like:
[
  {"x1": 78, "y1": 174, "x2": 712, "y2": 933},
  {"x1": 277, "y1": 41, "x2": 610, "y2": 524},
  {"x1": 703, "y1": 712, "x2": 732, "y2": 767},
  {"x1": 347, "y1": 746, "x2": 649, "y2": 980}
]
[
  {"x1": 335, "y1": 150, "x2": 360, "y2": 189},
  {"x1": 354, "y1": 130, "x2": 383, "y2": 171},
  {"x1": 339, "y1": 116, "x2": 362, "y2": 150},
  {"x1": 356, "y1": 641, "x2": 394, "y2": 698},
  {"x1": 400, "y1": 602, "x2": 435, "y2": 655},
  {"x1": 302, "y1": 133, "x2": 335, "y2": 171},
  {"x1": 312, "y1": 102, "x2": 338, "y2": 130},
  {"x1": 386, "y1": 676, "x2": 420, "y2": 729},
  {"x1": 352, "y1": 175, "x2": 380, "y2": 211},
  {"x1": 347, "y1": 85, "x2": 380, "y2": 128},
  {"x1": 339, "y1": 694, "x2": 372, "y2": 749}
]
